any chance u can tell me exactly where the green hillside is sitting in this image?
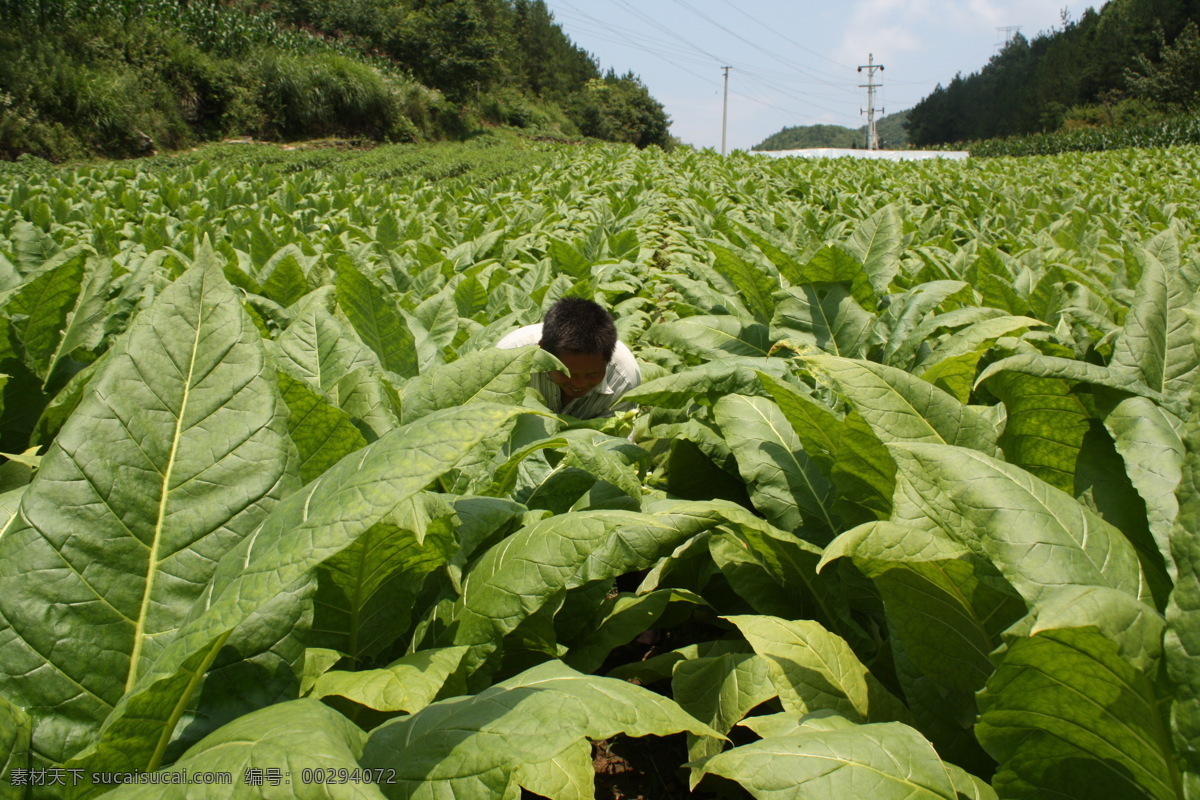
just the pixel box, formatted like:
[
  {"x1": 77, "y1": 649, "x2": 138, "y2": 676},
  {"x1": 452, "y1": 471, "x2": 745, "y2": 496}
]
[
  {"x1": 906, "y1": 0, "x2": 1200, "y2": 145},
  {"x1": 0, "y1": 0, "x2": 670, "y2": 161},
  {"x1": 752, "y1": 110, "x2": 909, "y2": 150}
]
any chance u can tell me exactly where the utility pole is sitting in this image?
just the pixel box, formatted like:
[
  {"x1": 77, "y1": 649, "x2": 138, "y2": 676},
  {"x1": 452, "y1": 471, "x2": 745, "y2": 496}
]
[
  {"x1": 996, "y1": 25, "x2": 1021, "y2": 49},
  {"x1": 858, "y1": 54, "x2": 884, "y2": 150},
  {"x1": 721, "y1": 66, "x2": 731, "y2": 156}
]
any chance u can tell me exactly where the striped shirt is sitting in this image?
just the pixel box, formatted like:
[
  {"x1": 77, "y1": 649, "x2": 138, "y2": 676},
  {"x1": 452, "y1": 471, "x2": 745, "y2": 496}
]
[{"x1": 496, "y1": 323, "x2": 641, "y2": 418}]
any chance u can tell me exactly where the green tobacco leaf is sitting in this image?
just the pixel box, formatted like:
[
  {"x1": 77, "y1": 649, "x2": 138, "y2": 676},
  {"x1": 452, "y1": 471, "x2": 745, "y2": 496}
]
[
  {"x1": 673, "y1": 651, "x2": 777, "y2": 770},
  {"x1": 300, "y1": 649, "x2": 344, "y2": 697},
  {"x1": 1105, "y1": 397, "x2": 1184, "y2": 579},
  {"x1": 9, "y1": 219, "x2": 60, "y2": 273},
  {"x1": 444, "y1": 500, "x2": 754, "y2": 683},
  {"x1": 0, "y1": 254, "x2": 298, "y2": 767},
  {"x1": 312, "y1": 493, "x2": 458, "y2": 662},
  {"x1": 977, "y1": 626, "x2": 1180, "y2": 800},
  {"x1": 714, "y1": 394, "x2": 837, "y2": 540},
  {"x1": 772, "y1": 283, "x2": 876, "y2": 358},
  {"x1": 734, "y1": 222, "x2": 805, "y2": 284},
  {"x1": 889, "y1": 443, "x2": 1148, "y2": 605},
  {"x1": 511, "y1": 739, "x2": 593, "y2": 800},
  {"x1": 309, "y1": 647, "x2": 468, "y2": 714},
  {"x1": 278, "y1": 372, "x2": 369, "y2": 484},
  {"x1": 807, "y1": 356, "x2": 999, "y2": 455},
  {"x1": 413, "y1": 290, "x2": 459, "y2": 351},
  {"x1": 735, "y1": 710, "x2": 814, "y2": 739},
  {"x1": 275, "y1": 304, "x2": 382, "y2": 395},
  {"x1": 709, "y1": 243, "x2": 777, "y2": 323},
  {"x1": 360, "y1": 660, "x2": 721, "y2": 800},
  {"x1": 879, "y1": 280, "x2": 971, "y2": 368},
  {"x1": 166, "y1": 577, "x2": 314, "y2": 766},
  {"x1": 707, "y1": 524, "x2": 829, "y2": 619},
  {"x1": 727, "y1": 615, "x2": 907, "y2": 723},
  {"x1": 758, "y1": 372, "x2": 894, "y2": 518},
  {"x1": 976, "y1": 354, "x2": 1179, "y2": 412},
  {"x1": 644, "y1": 315, "x2": 772, "y2": 360},
  {"x1": 336, "y1": 259, "x2": 419, "y2": 379},
  {"x1": 41, "y1": 257, "x2": 115, "y2": 390},
  {"x1": 846, "y1": 205, "x2": 904, "y2": 298},
  {"x1": 563, "y1": 589, "x2": 706, "y2": 674},
  {"x1": 102, "y1": 700, "x2": 383, "y2": 800},
  {"x1": 986, "y1": 371, "x2": 1091, "y2": 494},
  {"x1": 794, "y1": 245, "x2": 876, "y2": 307},
  {"x1": 918, "y1": 347, "x2": 989, "y2": 404},
  {"x1": 399, "y1": 346, "x2": 558, "y2": 424},
  {"x1": 1167, "y1": 313, "x2": 1200, "y2": 794},
  {"x1": 1005, "y1": 586, "x2": 1165, "y2": 673},
  {"x1": 695, "y1": 721, "x2": 980, "y2": 800},
  {"x1": 913, "y1": 315, "x2": 1046, "y2": 375},
  {"x1": 259, "y1": 251, "x2": 309, "y2": 309},
  {"x1": 331, "y1": 368, "x2": 401, "y2": 441},
  {"x1": 1111, "y1": 238, "x2": 1198, "y2": 398},
  {"x1": 560, "y1": 431, "x2": 646, "y2": 501},
  {"x1": 64, "y1": 403, "x2": 531, "y2": 778},
  {"x1": 1, "y1": 694, "x2": 30, "y2": 800},
  {"x1": 4, "y1": 246, "x2": 89, "y2": 381},
  {"x1": 623, "y1": 358, "x2": 789, "y2": 408},
  {"x1": 824, "y1": 522, "x2": 1024, "y2": 695}
]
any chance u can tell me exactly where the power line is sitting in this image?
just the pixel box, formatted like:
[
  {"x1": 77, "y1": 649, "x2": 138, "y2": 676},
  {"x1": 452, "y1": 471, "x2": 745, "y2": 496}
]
[
  {"x1": 553, "y1": 5, "x2": 721, "y2": 69},
  {"x1": 715, "y1": 0, "x2": 856, "y2": 74},
  {"x1": 549, "y1": 0, "x2": 876, "y2": 134},
  {"x1": 669, "y1": 0, "x2": 851, "y2": 89}
]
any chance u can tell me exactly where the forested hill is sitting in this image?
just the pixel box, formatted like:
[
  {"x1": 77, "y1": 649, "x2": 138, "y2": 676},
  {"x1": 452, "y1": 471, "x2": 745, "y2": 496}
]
[
  {"x1": 0, "y1": 0, "x2": 670, "y2": 161},
  {"x1": 906, "y1": 0, "x2": 1200, "y2": 145},
  {"x1": 752, "y1": 111, "x2": 909, "y2": 151}
]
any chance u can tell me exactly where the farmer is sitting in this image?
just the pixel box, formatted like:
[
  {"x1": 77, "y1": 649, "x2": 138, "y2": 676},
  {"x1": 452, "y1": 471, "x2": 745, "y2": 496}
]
[{"x1": 496, "y1": 297, "x2": 641, "y2": 419}]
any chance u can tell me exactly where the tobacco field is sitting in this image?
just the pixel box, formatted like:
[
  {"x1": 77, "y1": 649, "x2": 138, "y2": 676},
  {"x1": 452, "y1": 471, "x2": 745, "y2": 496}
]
[{"x1": 1, "y1": 141, "x2": 1199, "y2": 799}]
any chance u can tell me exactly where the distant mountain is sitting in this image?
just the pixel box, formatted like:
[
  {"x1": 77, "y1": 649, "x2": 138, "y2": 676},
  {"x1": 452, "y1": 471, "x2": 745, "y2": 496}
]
[{"x1": 752, "y1": 110, "x2": 910, "y2": 151}]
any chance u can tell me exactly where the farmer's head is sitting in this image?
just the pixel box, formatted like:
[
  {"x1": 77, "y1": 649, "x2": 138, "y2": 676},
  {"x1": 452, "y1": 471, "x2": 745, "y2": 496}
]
[{"x1": 539, "y1": 298, "x2": 617, "y2": 400}]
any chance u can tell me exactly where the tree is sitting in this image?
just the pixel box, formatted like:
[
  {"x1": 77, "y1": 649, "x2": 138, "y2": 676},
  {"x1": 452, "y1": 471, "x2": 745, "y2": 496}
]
[
  {"x1": 1126, "y1": 20, "x2": 1200, "y2": 110},
  {"x1": 569, "y1": 72, "x2": 669, "y2": 148}
]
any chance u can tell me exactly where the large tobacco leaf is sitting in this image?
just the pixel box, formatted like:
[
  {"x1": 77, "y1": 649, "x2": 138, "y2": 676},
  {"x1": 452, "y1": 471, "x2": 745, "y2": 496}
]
[
  {"x1": 807, "y1": 356, "x2": 999, "y2": 456},
  {"x1": 845, "y1": 204, "x2": 904, "y2": 298},
  {"x1": 714, "y1": 393, "x2": 837, "y2": 541},
  {"x1": 360, "y1": 660, "x2": 720, "y2": 800},
  {"x1": 823, "y1": 522, "x2": 1024, "y2": 696},
  {"x1": 727, "y1": 615, "x2": 908, "y2": 723},
  {"x1": 1105, "y1": 396, "x2": 1184, "y2": 579},
  {"x1": 757, "y1": 371, "x2": 894, "y2": 519},
  {"x1": 695, "y1": 718, "x2": 991, "y2": 800},
  {"x1": 1166, "y1": 310, "x2": 1200, "y2": 797},
  {"x1": 1, "y1": 694, "x2": 30, "y2": 800},
  {"x1": 307, "y1": 647, "x2": 468, "y2": 715},
  {"x1": 0, "y1": 252, "x2": 299, "y2": 767},
  {"x1": 888, "y1": 443, "x2": 1148, "y2": 606},
  {"x1": 671, "y1": 651, "x2": 777, "y2": 771},
  {"x1": 439, "y1": 500, "x2": 761, "y2": 684},
  {"x1": 1110, "y1": 238, "x2": 1198, "y2": 399},
  {"x1": 644, "y1": 315, "x2": 773, "y2": 360},
  {"x1": 398, "y1": 346, "x2": 558, "y2": 424},
  {"x1": 311, "y1": 493, "x2": 458, "y2": 662},
  {"x1": 978, "y1": 622, "x2": 1179, "y2": 800},
  {"x1": 104, "y1": 700, "x2": 382, "y2": 800},
  {"x1": 336, "y1": 259, "x2": 419, "y2": 379},
  {"x1": 771, "y1": 283, "x2": 876, "y2": 358},
  {"x1": 61, "y1": 402, "x2": 534, "y2": 783}
]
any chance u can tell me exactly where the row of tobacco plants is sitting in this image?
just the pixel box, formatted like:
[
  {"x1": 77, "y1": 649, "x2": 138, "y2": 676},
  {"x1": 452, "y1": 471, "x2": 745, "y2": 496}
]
[{"x1": 1, "y1": 141, "x2": 1199, "y2": 799}]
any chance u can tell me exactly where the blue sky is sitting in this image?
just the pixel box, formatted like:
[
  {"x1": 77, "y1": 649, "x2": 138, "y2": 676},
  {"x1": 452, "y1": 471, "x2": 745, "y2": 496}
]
[{"x1": 543, "y1": 0, "x2": 1096, "y2": 150}]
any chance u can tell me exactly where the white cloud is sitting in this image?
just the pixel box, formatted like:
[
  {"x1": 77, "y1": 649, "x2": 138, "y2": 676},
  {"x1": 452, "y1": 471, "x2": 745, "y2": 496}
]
[{"x1": 834, "y1": 0, "x2": 1092, "y2": 85}]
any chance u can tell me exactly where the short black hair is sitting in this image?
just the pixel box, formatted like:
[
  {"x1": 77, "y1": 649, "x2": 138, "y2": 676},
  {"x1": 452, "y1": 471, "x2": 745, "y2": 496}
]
[{"x1": 539, "y1": 298, "x2": 617, "y2": 361}]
